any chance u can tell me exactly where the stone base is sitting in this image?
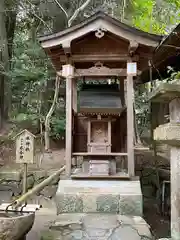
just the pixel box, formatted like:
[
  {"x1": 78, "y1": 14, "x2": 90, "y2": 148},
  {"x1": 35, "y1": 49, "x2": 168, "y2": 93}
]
[
  {"x1": 55, "y1": 180, "x2": 142, "y2": 216},
  {"x1": 41, "y1": 213, "x2": 152, "y2": 240}
]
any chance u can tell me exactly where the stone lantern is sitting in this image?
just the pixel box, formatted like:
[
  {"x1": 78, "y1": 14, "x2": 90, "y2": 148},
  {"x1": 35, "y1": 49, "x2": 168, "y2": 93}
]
[{"x1": 150, "y1": 82, "x2": 180, "y2": 240}]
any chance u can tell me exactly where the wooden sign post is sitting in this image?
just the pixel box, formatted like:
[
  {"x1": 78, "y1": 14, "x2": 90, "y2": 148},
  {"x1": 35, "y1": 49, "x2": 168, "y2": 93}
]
[{"x1": 15, "y1": 129, "x2": 35, "y2": 194}]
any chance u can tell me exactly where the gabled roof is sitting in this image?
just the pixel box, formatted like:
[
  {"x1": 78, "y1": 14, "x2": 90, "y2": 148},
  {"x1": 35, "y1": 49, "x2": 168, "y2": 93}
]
[{"x1": 39, "y1": 11, "x2": 162, "y2": 49}]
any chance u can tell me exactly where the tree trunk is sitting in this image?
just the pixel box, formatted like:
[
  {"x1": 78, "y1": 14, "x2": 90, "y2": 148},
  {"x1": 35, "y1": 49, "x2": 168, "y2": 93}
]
[
  {"x1": 4, "y1": 0, "x2": 19, "y2": 117},
  {"x1": 0, "y1": 0, "x2": 9, "y2": 129},
  {"x1": 44, "y1": 76, "x2": 60, "y2": 151}
]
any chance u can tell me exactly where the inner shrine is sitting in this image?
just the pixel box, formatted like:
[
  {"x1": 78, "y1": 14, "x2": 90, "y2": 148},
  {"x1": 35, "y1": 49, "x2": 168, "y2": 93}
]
[{"x1": 39, "y1": 11, "x2": 162, "y2": 216}]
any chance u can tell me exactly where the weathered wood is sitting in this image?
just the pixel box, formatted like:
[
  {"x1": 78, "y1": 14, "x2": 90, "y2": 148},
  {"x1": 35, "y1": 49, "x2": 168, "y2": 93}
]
[
  {"x1": 127, "y1": 73, "x2": 135, "y2": 177},
  {"x1": 57, "y1": 66, "x2": 141, "y2": 78},
  {"x1": 72, "y1": 78, "x2": 77, "y2": 112},
  {"x1": 72, "y1": 152, "x2": 128, "y2": 156},
  {"x1": 71, "y1": 173, "x2": 130, "y2": 179},
  {"x1": 59, "y1": 54, "x2": 139, "y2": 62},
  {"x1": 39, "y1": 12, "x2": 160, "y2": 49},
  {"x1": 65, "y1": 76, "x2": 73, "y2": 177},
  {"x1": 169, "y1": 98, "x2": 180, "y2": 240}
]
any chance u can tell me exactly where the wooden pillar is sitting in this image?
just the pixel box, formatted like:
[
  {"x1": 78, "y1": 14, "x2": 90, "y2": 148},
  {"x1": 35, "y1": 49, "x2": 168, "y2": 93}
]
[
  {"x1": 65, "y1": 75, "x2": 73, "y2": 177},
  {"x1": 126, "y1": 74, "x2": 135, "y2": 177},
  {"x1": 72, "y1": 78, "x2": 77, "y2": 112},
  {"x1": 120, "y1": 78, "x2": 125, "y2": 106},
  {"x1": 169, "y1": 98, "x2": 180, "y2": 240},
  {"x1": 108, "y1": 120, "x2": 111, "y2": 153}
]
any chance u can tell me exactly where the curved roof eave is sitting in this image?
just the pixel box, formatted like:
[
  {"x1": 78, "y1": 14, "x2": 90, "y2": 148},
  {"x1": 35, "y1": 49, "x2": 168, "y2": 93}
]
[{"x1": 39, "y1": 11, "x2": 163, "y2": 49}]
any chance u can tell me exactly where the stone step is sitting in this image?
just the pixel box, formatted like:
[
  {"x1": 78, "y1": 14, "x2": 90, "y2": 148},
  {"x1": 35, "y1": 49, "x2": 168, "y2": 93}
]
[
  {"x1": 55, "y1": 180, "x2": 142, "y2": 216},
  {"x1": 40, "y1": 213, "x2": 152, "y2": 240}
]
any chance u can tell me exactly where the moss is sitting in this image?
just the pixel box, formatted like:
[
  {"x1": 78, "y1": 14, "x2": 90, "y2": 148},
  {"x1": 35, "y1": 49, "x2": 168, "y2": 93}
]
[{"x1": 40, "y1": 231, "x2": 55, "y2": 240}]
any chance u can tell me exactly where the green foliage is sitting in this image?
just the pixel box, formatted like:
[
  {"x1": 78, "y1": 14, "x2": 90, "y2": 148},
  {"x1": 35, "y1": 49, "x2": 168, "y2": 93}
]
[
  {"x1": 50, "y1": 116, "x2": 65, "y2": 140},
  {"x1": 1, "y1": 0, "x2": 180, "y2": 142}
]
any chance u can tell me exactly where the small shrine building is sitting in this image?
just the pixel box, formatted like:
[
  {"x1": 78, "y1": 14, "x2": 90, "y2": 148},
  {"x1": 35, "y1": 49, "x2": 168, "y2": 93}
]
[{"x1": 39, "y1": 11, "x2": 163, "y2": 179}]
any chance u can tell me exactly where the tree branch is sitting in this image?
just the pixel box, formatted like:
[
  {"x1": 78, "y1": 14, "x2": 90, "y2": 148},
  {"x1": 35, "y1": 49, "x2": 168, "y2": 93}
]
[
  {"x1": 25, "y1": 0, "x2": 53, "y2": 33},
  {"x1": 53, "y1": 0, "x2": 68, "y2": 20},
  {"x1": 68, "y1": 0, "x2": 92, "y2": 27},
  {"x1": 44, "y1": 75, "x2": 60, "y2": 151}
]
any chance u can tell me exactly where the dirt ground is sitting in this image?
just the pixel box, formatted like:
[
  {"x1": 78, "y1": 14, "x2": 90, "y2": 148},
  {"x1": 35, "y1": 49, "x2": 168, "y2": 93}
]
[{"x1": 143, "y1": 198, "x2": 170, "y2": 239}]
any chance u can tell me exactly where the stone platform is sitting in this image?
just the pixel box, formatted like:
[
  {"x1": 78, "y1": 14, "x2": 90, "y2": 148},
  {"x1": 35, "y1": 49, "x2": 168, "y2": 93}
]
[
  {"x1": 55, "y1": 179, "x2": 142, "y2": 216},
  {"x1": 41, "y1": 213, "x2": 152, "y2": 240}
]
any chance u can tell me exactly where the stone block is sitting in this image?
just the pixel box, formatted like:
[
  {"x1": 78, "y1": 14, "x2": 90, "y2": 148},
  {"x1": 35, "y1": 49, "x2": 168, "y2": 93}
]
[
  {"x1": 56, "y1": 194, "x2": 83, "y2": 213},
  {"x1": 0, "y1": 164, "x2": 23, "y2": 181},
  {"x1": 154, "y1": 123, "x2": 180, "y2": 146},
  {"x1": 96, "y1": 194, "x2": 119, "y2": 213},
  {"x1": 119, "y1": 194, "x2": 142, "y2": 216},
  {"x1": 56, "y1": 180, "x2": 142, "y2": 215}
]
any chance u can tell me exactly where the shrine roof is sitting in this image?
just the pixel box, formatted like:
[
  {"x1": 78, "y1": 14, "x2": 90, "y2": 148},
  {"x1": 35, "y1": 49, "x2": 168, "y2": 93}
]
[
  {"x1": 39, "y1": 11, "x2": 162, "y2": 49},
  {"x1": 141, "y1": 23, "x2": 180, "y2": 82},
  {"x1": 79, "y1": 83, "x2": 123, "y2": 114}
]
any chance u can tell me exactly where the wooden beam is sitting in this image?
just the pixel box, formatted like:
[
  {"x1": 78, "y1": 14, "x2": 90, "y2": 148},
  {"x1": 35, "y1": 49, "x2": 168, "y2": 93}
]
[
  {"x1": 72, "y1": 78, "x2": 77, "y2": 112},
  {"x1": 72, "y1": 152, "x2": 128, "y2": 156},
  {"x1": 58, "y1": 66, "x2": 141, "y2": 77},
  {"x1": 127, "y1": 72, "x2": 135, "y2": 177},
  {"x1": 59, "y1": 54, "x2": 139, "y2": 62},
  {"x1": 65, "y1": 76, "x2": 73, "y2": 177}
]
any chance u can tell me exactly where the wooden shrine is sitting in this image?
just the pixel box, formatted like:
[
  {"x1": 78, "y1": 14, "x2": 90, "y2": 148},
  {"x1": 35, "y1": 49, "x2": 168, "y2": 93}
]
[{"x1": 39, "y1": 11, "x2": 162, "y2": 179}]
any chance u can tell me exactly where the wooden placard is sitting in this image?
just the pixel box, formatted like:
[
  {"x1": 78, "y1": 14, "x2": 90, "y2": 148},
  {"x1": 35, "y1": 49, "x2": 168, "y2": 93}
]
[{"x1": 15, "y1": 129, "x2": 35, "y2": 164}]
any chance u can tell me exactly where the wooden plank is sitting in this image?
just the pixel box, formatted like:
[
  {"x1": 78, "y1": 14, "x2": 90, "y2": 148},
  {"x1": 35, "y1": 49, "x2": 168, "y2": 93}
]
[
  {"x1": 127, "y1": 73, "x2": 135, "y2": 177},
  {"x1": 72, "y1": 152, "x2": 128, "y2": 156},
  {"x1": 71, "y1": 173, "x2": 130, "y2": 180},
  {"x1": 59, "y1": 54, "x2": 139, "y2": 62},
  {"x1": 65, "y1": 76, "x2": 73, "y2": 177}
]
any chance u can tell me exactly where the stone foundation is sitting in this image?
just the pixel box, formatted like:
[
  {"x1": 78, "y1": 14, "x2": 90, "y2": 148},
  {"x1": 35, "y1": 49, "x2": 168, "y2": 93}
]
[
  {"x1": 55, "y1": 180, "x2": 142, "y2": 216},
  {"x1": 41, "y1": 213, "x2": 152, "y2": 240}
]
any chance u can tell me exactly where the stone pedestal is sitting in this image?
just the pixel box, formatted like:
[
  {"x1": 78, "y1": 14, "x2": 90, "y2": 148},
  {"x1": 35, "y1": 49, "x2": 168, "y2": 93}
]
[
  {"x1": 151, "y1": 84, "x2": 180, "y2": 240},
  {"x1": 55, "y1": 179, "x2": 142, "y2": 216}
]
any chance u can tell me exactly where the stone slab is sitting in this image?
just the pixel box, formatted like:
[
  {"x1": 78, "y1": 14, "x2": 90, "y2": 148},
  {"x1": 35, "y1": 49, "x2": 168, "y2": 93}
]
[
  {"x1": 41, "y1": 213, "x2": 152, "y2": 240},
  {"x1": 154, "y1": 123, "x2": 180, "y2": 146},
  {"x1": 149, "y1": 83, "x2": 180, "y2": 103},
  {"x1": 55, "y1": 180, "x2": 142, "y2": 215},
  {"x1": 0, "y1": 164, "x2": 24, "y2": 181}
]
